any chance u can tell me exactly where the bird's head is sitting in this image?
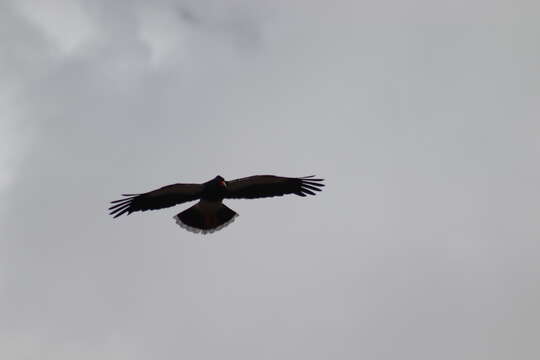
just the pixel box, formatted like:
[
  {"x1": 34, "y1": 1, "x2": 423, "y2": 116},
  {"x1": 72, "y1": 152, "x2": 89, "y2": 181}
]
[{"x1": 215, "y1": 175, "x2": 227, "y2": 188}]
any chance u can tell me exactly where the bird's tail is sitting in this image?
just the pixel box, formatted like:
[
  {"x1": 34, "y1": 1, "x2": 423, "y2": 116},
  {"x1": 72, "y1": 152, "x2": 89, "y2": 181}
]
[{"x1": 173, "y1": 201, "x2": 238, "y2": 234}]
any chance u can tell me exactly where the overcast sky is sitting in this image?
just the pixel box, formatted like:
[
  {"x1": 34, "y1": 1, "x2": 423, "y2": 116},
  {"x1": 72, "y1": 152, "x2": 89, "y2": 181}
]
[{"x1": 1, "y1": 0, "x2": 539, "y2": 359}]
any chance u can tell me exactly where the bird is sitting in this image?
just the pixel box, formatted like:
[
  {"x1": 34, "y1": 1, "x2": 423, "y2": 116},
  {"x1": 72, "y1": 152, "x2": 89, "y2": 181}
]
[{"x1": 108, "y1": 175, "x2": 325, "y2": 234}]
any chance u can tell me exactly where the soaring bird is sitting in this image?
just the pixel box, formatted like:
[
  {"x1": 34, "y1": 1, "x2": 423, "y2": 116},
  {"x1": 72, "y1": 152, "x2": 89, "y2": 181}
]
[{"x1": 109, "y1": 175, "x2": 324, "y2": 234}]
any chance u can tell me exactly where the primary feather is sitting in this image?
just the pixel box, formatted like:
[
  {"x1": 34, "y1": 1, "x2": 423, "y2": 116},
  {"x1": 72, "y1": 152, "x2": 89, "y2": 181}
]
[
  {"x1": 108, "y1": 183, "x2": 202, "y2": 218},
  {"x1": 225, "y1": 175, "x2": 324, "y2": 199}
]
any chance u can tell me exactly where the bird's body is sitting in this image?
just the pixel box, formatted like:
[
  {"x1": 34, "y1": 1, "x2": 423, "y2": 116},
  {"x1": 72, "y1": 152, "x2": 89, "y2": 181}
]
[{"x1": 109, "y1": 175, "x2": 324, "y2": 234}]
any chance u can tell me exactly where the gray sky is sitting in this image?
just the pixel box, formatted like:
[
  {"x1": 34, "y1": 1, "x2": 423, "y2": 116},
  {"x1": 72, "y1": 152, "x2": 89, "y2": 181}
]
[{"x1": 1, "y1": 0, "x2": 539, "y2": 359}]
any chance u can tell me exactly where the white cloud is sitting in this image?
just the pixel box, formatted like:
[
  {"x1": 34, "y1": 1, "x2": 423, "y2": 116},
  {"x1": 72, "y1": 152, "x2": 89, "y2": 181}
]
[
  {"x1": 1, "y1": 1, "x2": 539, "y2": 359},
  {"x1": 137, "y1": 5, "x2": 189, "y2": 67},
  {"x1": 17, "y1": 0, "x2": 95, "y2": 54},
  {"x1": 0, "y1": 97, "x2": 17, "y2": 191}
]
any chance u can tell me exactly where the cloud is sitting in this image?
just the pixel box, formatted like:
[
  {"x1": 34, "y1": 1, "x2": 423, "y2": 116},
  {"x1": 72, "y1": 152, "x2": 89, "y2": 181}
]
[
  {"x1": 16, "y1": 0, "x2": 95, "y2": 55},
  {"x1": 1, "y1": 0, "x2": 539, "y2": 359}
]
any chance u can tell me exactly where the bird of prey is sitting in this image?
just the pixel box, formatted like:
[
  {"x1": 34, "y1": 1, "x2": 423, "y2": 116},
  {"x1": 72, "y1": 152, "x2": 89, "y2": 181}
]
[{"x1": 109, "y1": 175, "x2": 324, "y2": 234}]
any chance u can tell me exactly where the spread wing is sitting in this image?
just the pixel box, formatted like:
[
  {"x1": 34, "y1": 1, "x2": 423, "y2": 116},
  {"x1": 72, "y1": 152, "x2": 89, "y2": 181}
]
[
  {"x1": 224, "y1": 175, "x2": 324, "y2": 199},
  {"x1": 109, "y1": 183, "x2": 203, "y2": 218}
]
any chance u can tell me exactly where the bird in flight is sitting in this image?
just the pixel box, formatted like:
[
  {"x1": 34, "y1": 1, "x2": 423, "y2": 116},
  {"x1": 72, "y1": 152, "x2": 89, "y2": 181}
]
[{"x1": 109, "y1": 175, "x2": 324, "y2": 234}]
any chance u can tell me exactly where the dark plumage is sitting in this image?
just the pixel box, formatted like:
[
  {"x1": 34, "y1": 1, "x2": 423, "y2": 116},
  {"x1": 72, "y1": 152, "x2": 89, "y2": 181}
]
[{"x1": 109, "y1": 175, "x2": 324, "y2": 234}]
